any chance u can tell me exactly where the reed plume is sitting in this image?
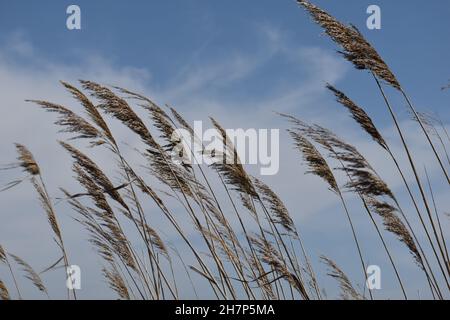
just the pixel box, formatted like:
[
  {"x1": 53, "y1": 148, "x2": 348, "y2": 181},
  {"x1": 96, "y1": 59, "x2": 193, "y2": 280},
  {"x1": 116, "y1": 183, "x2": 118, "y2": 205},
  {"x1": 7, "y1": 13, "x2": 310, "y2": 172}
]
[
  {"x1": 366, "y1": 198, "x2": 422, "y2": 267},
  {"x1": 0, "y1": 280, "x2": 10, "y2": 300},
  {"x1": 326, "y1": 84, "x2": 387, "y2": 150},
  {"x1": 0, "y1": 245, "x2": 22, "y2": 299},
  {"x1": 321, "y1": 256, "x2": 362, "y2": 300}
]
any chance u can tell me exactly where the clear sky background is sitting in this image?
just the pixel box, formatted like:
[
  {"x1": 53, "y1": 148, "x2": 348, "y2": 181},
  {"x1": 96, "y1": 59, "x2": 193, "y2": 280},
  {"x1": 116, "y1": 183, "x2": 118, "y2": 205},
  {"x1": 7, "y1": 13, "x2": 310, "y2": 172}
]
[{"x1": 0, "y1": 0, "x2": 449, "y2": 299}]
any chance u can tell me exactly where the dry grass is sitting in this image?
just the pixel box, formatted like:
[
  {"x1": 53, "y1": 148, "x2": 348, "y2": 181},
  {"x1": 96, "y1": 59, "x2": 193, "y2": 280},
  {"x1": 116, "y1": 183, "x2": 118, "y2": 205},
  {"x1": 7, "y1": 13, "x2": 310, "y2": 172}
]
[{"x1": 0, "y1": 0, "x2": 448, "y2": 300}]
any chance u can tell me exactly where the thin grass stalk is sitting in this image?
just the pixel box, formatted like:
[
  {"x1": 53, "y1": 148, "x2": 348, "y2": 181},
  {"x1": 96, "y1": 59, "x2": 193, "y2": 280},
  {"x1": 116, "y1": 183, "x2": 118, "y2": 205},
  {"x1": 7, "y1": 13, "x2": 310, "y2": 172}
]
[
  {"x1": 209, "y1": 118, "x2": 297, "y2": 298},
  {"x1": 190, "y1": 196, "x2": 238, "y2": 298},
  {"x1": 436, "y1": 116, "x2": 450, "y2": 146},
  {"x1": 123, "y1": 183, "x2": 162, "y2": 299},
  {"x1": 167, "y1": 256, "x2": 179, "y2": 299},
  {"x1": 373, "y1": 75, "x2": 450, "y2": 287},
  {"x1": 189, "y1": 166, "x2": 257, "y2": 298},
  {"x1": 170, "y1": 244, "x2": 199, "y2": 299},
  {"x1": 246, "y1": 195, "x2": 286, "y2": 299},
  {"x1": 321, "y1": 256, "x2": 363, "y2": 300},
  {"x1": 210, "y1": 165, "x2": 273, "y2": 298},
  {"x1": 135, "y1": 182, "x2": 227, "y2": 299},
  {"x1": 410, "y1": 111, "x2": 450, "y2": 168},
  {"x1": 165, "y1": 156, "x2": 245, "y2": 298}
]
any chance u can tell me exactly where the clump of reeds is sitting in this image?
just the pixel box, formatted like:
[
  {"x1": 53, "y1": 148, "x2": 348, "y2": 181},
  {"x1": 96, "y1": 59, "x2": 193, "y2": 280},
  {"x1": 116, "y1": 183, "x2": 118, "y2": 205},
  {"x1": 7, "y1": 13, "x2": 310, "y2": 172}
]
[
  {"x1": 0, "y1": 280, "x2": 10, "y2": 300},
  {"x1": 297, "y1": 0, "x2": 400, "y2": 89},
  {"x1": 8, "y1": 254, "x2": 48, "y2": 298}
]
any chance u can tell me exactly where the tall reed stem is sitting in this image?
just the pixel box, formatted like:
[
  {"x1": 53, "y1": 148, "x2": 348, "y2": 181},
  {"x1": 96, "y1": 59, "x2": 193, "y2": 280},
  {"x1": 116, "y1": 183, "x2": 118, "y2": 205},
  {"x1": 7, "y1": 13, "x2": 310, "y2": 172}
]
[{"x1": 373, "y1": 74, "x2": 450, "y2": 289}]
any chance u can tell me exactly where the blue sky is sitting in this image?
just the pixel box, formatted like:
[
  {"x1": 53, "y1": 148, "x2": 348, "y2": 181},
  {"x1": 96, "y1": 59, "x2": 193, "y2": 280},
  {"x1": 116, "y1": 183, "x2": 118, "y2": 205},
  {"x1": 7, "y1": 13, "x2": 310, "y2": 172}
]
[{"x1": 0, "y1": 1, "x2": 449, "y2": 299}]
